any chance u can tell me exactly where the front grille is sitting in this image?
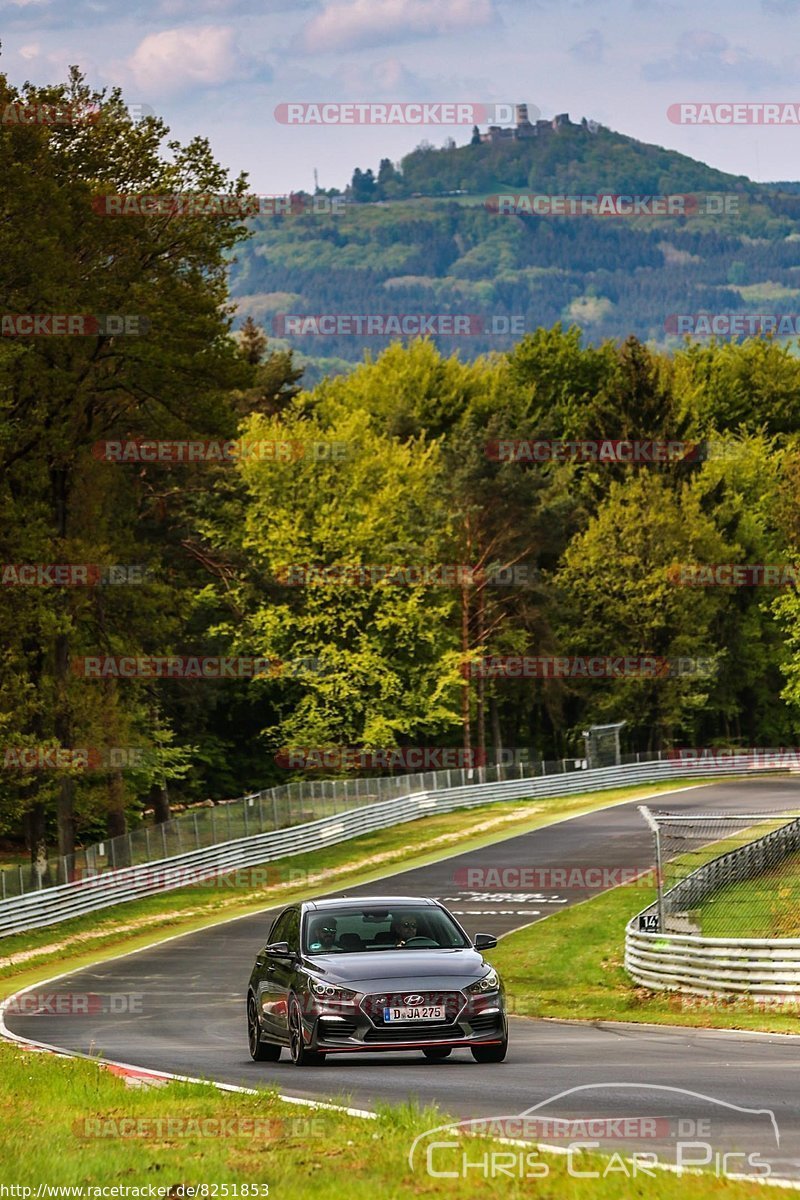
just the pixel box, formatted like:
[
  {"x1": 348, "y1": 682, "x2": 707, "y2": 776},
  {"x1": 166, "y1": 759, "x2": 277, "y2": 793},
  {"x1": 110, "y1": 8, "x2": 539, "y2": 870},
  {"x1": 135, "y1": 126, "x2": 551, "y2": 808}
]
[
  {"x1": 361, "y1": 990, "x2": 464, "y2": 1027},
  {"x1": 363, "y1": 1023, "x2": 463, "y2": 1042}
]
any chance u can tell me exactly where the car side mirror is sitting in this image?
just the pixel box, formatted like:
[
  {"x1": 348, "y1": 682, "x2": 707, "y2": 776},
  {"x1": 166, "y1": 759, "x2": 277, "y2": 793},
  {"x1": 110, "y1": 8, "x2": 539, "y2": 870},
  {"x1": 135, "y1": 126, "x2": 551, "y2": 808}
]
[
  {"x1": 265, "y1": 940, "x2": 293, "y2": 958},
  {"x1": 473, "y1": 933, "x2": 497, "y2": 950}
]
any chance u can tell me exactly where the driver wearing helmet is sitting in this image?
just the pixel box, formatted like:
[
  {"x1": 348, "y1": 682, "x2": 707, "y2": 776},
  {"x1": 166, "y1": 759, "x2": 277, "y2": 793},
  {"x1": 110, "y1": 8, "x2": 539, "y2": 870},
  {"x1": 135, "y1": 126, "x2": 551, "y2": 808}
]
[{"x1": 308, "y1": 916, "x2": 338, "y2": 952}]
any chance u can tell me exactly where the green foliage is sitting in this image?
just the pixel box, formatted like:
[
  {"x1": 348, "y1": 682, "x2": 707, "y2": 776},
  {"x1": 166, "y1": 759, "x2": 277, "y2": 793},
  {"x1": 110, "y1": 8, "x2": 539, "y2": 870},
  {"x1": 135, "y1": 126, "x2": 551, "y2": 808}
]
[
  {"x1": 230, "y1": 124, "x2": 800, "y2": 369},
  {"x1": 3, "y1": 69, "x2": 800, "y2": 871}
]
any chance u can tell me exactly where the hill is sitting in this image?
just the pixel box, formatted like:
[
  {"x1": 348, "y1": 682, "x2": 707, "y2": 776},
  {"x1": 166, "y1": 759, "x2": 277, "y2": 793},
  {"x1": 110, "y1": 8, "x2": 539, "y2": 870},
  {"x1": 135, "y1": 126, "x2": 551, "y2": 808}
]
[{"x1": 228, "y1": 116, "x2": 800, "y2": 377}]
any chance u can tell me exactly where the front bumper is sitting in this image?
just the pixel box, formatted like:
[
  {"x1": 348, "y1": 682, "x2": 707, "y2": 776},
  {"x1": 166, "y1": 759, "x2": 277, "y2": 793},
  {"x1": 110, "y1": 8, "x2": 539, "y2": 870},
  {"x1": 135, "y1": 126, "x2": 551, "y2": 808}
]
[{"x1": 306, "y1": 987, "x2": 507, "y2": 1052}]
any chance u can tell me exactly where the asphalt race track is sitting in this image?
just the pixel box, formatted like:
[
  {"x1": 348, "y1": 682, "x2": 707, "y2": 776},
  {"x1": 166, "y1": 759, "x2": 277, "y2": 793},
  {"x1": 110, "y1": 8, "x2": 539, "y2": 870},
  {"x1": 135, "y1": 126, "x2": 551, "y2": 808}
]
[{"x1": 6, "y1": 778, "x2": 800, "y2": 1182}]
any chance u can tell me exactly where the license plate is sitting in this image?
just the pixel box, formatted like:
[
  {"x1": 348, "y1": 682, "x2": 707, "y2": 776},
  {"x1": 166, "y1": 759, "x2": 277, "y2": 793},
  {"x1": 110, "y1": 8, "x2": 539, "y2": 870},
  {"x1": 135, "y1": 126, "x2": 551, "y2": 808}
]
[{"x1": 383, "y1": 1005, "x2": 445, "y2": 1022}]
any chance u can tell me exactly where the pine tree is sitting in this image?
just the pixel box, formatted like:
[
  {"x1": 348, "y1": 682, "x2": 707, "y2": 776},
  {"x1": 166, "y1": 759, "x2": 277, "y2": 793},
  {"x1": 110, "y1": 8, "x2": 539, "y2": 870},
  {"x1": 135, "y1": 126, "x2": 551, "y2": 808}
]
[{"x1": 239, "y1": 317, "x2": 268, "y2": 366}]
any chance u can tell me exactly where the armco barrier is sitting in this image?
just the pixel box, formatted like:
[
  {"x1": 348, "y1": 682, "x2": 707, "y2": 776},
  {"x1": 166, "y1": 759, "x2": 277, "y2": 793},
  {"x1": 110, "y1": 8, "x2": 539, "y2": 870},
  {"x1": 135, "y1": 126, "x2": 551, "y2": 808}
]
[
  {"x1": 0, "y1": 753, "x2": 785, "y2": 938},
  {"x1": 626, "y1": 810, "x2": 800, "y2": 998},
  {"x1": 626, "y1": 927, "x2": 800, "y2": 996},
  {"x1": 0, "y1": 755, "x2": 598, "y2": 898}
]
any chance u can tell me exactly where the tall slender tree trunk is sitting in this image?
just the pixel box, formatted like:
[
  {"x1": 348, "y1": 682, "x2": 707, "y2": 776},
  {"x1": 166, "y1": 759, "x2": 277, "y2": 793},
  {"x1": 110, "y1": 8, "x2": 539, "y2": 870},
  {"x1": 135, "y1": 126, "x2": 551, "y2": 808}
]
[
  {"x1": 54, "y1": 630, "x2": 75, "y2": 859},
  {"x1": 21, "y1": 641, "x2": 51, "y2": 878},
  {"x1": 475, "y1": 582, "x2": 486, "y2": 764},
  {"x1": 51, "y1": 464, "x2": 76, "y2": 859},
  {"x1": 107, "y1": 770, "x2": 130, "y2": 866},
  {"x1": 490, "y1": 695, "x2": 503, "y2": 766},
  {"x1": 23, "y1": 797, "x2": 49, "y2": 888},
  {"x1": 461, "y1": 581, "x2": 471, "y2": 752},
  {"x1": 150, "y1": 781, "x2": 170, "y2": 824},
  {"x1": 101, "y1": 677, "x2": 130, "y2": 863}
]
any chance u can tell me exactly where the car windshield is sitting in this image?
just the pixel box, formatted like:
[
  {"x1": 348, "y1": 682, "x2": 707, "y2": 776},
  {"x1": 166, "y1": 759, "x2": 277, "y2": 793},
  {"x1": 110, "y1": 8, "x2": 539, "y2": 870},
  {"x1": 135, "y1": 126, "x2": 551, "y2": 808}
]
[{"x1": 302, "y1": 906, "x2": 470, "y2": 954}]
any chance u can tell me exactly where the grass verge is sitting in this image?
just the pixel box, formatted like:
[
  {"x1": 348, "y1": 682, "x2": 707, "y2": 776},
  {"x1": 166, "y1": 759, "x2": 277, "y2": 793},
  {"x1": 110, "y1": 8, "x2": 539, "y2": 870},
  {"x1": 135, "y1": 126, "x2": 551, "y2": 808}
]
[
  {"x1": 492, "y1": 862, "x2": 800, "y2": 1035},
  {"x1": 697, "y1": 847, "x2": 800, "y2": 938},
  {"x1": 0, "y1": 1039, "x2": 780, "y2": 1197},
  {"x1": 0, "y1": 778, "x2": 711, "y2": 997}
]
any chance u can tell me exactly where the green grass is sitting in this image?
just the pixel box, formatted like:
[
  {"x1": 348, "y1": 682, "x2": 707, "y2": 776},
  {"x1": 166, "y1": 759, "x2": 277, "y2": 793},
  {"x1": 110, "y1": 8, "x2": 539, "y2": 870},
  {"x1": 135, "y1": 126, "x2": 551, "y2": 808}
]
[
  {"x1": 0, "y1": 779, "x2": 710, "y2": 995},
  {"x1": 697, "y1": 847, "x2": 800, "y2": 938},
  {"x1": 649, "y1": 816, "x2": 800, "y2": 938},
  {"x1": 0, "y1": 1040, "x2": 780, "y2": 1196},
  {"x1": 491, "y1": 857, "x2": 800, "y2": 1034},
  {"x1": 1, "y1": 775, "x2": 792, "y2": 1192}
]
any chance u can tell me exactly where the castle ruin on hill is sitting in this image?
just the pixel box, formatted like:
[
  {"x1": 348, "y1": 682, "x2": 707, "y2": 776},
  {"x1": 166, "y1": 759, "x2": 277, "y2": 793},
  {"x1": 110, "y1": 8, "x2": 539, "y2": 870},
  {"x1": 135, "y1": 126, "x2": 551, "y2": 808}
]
[{"x1": 480, "y1": 109, "x2": 595, "y2": 143}]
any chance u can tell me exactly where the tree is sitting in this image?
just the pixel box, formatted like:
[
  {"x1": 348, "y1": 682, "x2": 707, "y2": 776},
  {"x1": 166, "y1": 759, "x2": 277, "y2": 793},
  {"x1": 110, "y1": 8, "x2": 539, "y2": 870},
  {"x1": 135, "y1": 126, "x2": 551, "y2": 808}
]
[
  {"x1": 232, "y1": 319, "x2": 304, "y2": 417},
  {"x1": 554, "y1": 472, "x2": 740, "y2": 748},
  {"x1": 349, "y1": 167, "x2": 376, "y2": 203},
  {"x1": 376, "y1": 157, "x2": 401, "y2": 199},
  {"x1": 197, "y1": 397, "x2": 464, "y2": 757},
  {"x1": 0, "y1": 68, "x2": 252, "y2": 865},
  {"x1": 238, "y1": 316, "x2": 268, "y2": 365}
]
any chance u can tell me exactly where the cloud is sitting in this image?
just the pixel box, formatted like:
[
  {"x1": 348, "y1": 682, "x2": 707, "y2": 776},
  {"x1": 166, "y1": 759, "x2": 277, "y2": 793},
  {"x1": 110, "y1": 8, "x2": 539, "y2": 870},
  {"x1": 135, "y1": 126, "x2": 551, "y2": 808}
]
[
  {"x1": 641, "y1": 29, "x2": 789, "y2": 87},
  {"x1": 0, "y1": 0, "x2": 303, "y2": 31},
  {"x1": 300, "y1": 0, "x2": 496, "y2": 53},
  {"x1": 569, "y1": 28, "x2": 604, "y2": 65},
  {"x1": 126, "y1": 25, "x2": 250, "y2": 93},
  {"x1": 156, "y1": 0, "x2": 312, "y2": 14}
]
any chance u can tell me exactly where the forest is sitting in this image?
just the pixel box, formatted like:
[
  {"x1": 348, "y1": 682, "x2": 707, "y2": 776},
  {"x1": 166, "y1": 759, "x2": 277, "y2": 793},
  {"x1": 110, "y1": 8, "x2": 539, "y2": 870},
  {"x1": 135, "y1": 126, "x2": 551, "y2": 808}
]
[{"x1": 3, "y1": 71, "x2": 800, "y2": 868}]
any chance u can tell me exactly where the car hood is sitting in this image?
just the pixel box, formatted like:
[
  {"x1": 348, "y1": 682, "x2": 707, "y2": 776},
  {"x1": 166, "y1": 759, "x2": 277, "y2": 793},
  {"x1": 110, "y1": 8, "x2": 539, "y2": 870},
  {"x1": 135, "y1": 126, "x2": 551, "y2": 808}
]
[{"x1": 303, "y1": 947, "x2": 492, "y2": 988}]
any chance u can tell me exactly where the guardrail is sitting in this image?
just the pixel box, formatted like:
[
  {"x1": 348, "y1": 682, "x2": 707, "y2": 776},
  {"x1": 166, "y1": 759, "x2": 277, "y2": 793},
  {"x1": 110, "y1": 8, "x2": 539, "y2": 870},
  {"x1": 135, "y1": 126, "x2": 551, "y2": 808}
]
[
  {"x1": 0, "y1": 752, "x2": 781, "y2": 939},
  {"x1": 627, "y1": 806, "x2": 800, "y2": 998},
  {"x1": 0, "y1": 754, "x2": 599, "y2": 899},
  {"x1": 625, "y1": 928, "x2": 800, "y2": 996}
]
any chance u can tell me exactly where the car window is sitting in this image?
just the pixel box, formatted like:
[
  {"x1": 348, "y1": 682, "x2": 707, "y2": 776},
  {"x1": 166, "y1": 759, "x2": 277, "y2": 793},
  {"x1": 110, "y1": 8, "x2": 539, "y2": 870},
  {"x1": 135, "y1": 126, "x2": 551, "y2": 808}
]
[
  {"x1": 284, "y1": 909, "x2": 300, "y2": 953},
  {"x1": 302, "y1": 907, "x2": 469, "y2": 953},
  {"x1": 268, "y1": 909, "x2": 292, "y2": 944}
]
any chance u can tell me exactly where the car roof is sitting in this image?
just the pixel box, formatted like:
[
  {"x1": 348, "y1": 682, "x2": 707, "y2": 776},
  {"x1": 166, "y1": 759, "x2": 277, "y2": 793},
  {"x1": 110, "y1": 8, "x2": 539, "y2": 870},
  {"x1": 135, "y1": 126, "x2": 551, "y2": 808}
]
[{"x1": 303, "y1": 896, "x2": 439, "y2": 911}]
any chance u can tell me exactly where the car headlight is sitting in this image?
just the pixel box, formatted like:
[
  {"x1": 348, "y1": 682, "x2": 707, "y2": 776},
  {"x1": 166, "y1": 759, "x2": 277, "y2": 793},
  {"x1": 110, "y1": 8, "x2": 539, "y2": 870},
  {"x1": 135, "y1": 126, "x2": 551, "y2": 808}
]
[
  {"x1": 466, "y1": 969, "x2": 500, "y2": 994},
  {"x1": 309, "y1": 980, "x2": 358, "y2": 1002}
]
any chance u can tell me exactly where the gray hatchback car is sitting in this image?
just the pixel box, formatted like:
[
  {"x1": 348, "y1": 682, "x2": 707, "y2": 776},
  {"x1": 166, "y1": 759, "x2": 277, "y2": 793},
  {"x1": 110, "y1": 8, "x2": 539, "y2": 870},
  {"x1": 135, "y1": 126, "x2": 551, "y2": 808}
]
[{"x1": 246, "y1": 896, "x2": 508, "y2": 1065}]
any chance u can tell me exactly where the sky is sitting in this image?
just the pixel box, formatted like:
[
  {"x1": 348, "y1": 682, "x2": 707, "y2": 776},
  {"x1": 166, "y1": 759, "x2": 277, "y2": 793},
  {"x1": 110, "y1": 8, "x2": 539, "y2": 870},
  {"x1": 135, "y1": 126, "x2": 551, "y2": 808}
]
[{"x1": 2, "y1": 0, "x2": 800, "y2": 193}]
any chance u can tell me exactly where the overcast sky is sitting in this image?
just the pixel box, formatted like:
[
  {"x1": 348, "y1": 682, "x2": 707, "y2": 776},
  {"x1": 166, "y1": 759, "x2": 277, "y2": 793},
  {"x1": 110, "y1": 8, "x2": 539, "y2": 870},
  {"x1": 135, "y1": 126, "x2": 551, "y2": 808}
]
[{"x1": 2, "y1": 0, "x2": 799, "y2": 192}]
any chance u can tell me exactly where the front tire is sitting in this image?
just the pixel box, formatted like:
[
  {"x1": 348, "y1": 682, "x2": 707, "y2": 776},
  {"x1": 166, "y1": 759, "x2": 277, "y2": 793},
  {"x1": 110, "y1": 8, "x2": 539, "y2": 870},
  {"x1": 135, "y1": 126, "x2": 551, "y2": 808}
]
[
  {"x1": 471, "y1": 1038, "x2": 507, "y2": 1063},
  {"x1": 248, "y1": 996, "x2": 281, "y2": 1062},
  {"x1": 288, "y1": 997, "x2": 326, "y2": 1066},
  {"x1": 422, "y1": 1046, "x2": 452, "y2": 1061}
]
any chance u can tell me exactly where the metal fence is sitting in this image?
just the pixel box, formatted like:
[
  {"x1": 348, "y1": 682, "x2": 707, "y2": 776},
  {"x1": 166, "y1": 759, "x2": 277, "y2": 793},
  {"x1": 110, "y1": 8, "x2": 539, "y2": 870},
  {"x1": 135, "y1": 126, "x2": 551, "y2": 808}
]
[
  {"x1": 627, "y1": 806, "x2": 800, "y2": 997},
  {"x1": 0, "y1": 750, "x2": 781, "y2": 939},
  {"x1": 1, "y1": 751, "x2": 611, "y2": 898}
]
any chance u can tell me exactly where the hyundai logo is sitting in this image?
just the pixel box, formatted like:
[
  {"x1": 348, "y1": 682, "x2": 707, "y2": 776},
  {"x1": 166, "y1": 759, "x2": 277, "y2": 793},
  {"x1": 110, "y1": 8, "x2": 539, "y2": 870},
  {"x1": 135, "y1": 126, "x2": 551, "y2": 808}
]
[{"x1": 404, "y1": 993, "x2": 425, "y2": 1005}]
